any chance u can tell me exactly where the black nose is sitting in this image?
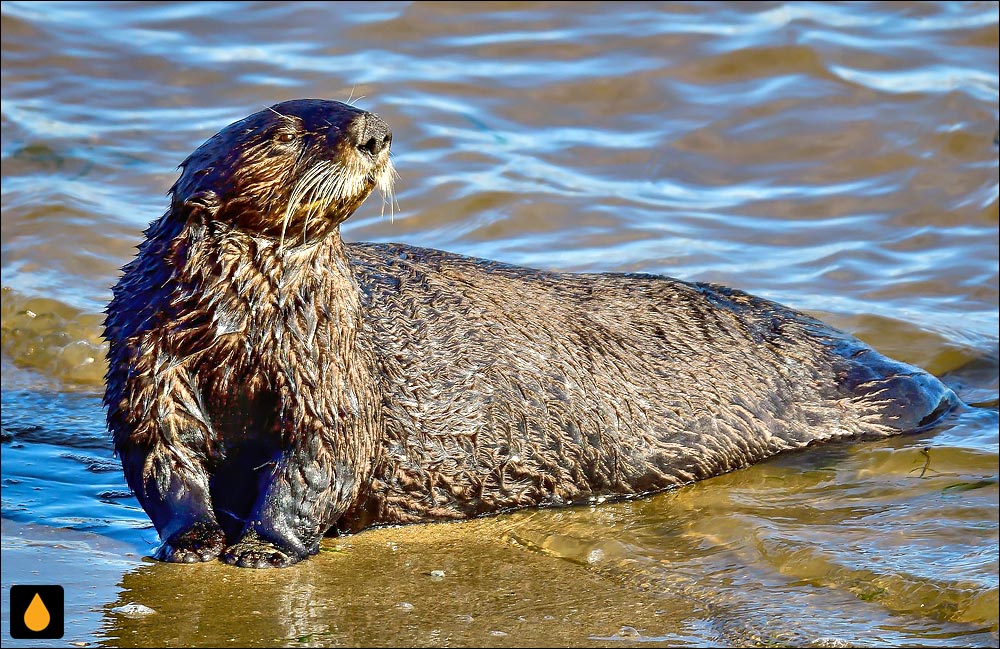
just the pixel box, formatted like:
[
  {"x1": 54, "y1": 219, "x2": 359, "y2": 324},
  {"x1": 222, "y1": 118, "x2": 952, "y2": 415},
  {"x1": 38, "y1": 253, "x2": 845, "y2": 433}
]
[{"x1": 346, "y1": 113, "x2": 391, "y2": 157}]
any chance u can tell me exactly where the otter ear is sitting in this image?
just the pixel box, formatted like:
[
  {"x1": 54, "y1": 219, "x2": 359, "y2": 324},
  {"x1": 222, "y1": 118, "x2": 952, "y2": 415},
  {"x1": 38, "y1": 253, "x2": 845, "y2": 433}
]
[{"x1": 181, "y1": 190, "x2": 221, "y2": 222}]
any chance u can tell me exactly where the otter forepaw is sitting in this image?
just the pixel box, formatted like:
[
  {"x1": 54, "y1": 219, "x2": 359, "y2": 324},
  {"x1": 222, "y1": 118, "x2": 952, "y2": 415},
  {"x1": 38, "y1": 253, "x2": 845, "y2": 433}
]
[
  {"x1": 155, "y1": 521, "x2": 226, "y2": 563},
  {"x1": 221, "y1": 530, "x2": 303, "y2": 569}
]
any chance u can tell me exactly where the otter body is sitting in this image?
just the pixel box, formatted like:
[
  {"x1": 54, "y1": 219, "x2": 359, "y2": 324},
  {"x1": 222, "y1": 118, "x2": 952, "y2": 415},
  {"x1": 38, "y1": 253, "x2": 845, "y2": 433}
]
[
  {"x1": 104, "y1": 99, "x2": 956, "y2": 568},
  {"x1": 341, "y1": 242, "x2": 953, "y2": 531}
]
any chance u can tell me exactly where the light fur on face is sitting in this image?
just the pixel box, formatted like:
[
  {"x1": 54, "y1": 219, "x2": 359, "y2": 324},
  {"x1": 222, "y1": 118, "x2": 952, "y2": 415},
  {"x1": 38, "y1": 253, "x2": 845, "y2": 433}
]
[{"x1": 279, "y1": 154, "x2": 396, "y2": 250}]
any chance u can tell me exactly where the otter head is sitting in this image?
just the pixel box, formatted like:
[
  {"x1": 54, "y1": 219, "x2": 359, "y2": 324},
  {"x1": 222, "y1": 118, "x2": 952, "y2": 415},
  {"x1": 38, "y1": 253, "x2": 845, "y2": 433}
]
[{"x1": 171, "y1": 99, "x2": 394, "y2": 246}]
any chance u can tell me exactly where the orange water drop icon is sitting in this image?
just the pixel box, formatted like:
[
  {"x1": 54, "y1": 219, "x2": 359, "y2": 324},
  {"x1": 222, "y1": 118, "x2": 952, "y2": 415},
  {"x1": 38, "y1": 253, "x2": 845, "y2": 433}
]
[{"x1": 24, "y1": 592, "x2": 50, "y2": 632}]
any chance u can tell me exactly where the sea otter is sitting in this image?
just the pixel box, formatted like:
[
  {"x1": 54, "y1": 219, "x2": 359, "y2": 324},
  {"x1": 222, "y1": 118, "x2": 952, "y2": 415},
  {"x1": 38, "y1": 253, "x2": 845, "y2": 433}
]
[{"x1": 104, "y1": 99, "x2": 958, "y2": 568}]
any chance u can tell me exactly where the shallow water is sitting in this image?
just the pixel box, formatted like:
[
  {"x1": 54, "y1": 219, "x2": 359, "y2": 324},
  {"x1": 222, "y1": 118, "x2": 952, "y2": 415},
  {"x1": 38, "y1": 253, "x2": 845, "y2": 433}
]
[{"x1": 1, "y1": 1, "x2": 997, "y2": 647}]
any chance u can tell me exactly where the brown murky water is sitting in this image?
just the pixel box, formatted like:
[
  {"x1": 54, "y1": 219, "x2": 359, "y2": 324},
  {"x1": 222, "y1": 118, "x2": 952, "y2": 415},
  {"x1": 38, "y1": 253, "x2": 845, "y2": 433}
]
[{"x1": 2, "y1": 2, "x2": 997, "y2": 647}]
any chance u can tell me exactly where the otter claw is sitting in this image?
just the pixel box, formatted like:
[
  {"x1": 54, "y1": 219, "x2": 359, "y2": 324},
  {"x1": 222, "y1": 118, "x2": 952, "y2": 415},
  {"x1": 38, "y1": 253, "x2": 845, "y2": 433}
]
[
  {"x1": 156, "y1": 523, "x2": 225, "y2": 563},
  {"x1": 221, "y1": 531, "x2": 302, "y2": 569}
]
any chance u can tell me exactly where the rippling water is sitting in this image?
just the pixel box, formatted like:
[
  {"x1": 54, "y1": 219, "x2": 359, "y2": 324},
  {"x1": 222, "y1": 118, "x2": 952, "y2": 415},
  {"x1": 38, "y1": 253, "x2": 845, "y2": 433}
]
[{"x1": 2, "y1": 2, "x2": 997, "y2": 647}]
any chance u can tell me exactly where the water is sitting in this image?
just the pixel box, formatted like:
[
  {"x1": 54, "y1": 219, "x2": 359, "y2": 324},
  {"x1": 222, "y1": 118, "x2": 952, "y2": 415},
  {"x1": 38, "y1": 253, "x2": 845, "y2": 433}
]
[{"x1": 1, "y1": 1, "x2": 997, "y2": 646}]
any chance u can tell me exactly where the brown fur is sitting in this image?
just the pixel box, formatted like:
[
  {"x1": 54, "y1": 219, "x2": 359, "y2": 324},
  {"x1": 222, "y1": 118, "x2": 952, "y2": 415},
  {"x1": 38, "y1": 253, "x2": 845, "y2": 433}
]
[{"x1": 104, "y1": 99, "x2": 957, "y2": 567}]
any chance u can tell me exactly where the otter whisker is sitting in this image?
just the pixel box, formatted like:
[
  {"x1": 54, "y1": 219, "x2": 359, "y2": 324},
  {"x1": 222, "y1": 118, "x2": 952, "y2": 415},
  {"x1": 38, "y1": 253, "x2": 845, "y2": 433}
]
[
  {"x1": 282, "y1": 160, "x2": 333, "y2": 251},
  {"x1": 300, "y1": 181, "x2": 318, "y2": 245},
  {"x1": 301, "y1": 166, "x2": 324, "y2": 241},
  {"x1": 282, "y1": 164, "x2": 320, "y2": 249},
  {"x1": 264, "y1": 104, "x2": 289, "y2": 119},
  {"x1": 345, "y1": 87, "x2": 366, "y2": 107},
  {"x1": 307, "y1": 163, "x2": 341, "y2": 243},
  {"x1": 301, "y1": 161, "x2": 338, "y2": 244},
  {"x1": 389, "y1": 160, "x2": 400, "y2": 222},
  {"x1": 332, "y1": 159, "x2": 352, "y2": 202},
  {"x1": 321, "y1": 163, "x2": 344, "y2": 208},
  {"x1": 375, "y1": 158, "x2": 398, "y2": 223},
  {"x1": 306, "y1": 161, "x2": 351, "y2": 243}
]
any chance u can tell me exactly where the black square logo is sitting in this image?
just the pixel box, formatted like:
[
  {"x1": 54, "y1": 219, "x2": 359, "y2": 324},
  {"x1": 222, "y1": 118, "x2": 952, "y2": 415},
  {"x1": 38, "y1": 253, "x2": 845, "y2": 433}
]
[{"x1": 9, "y1": 585, "x2": 64, "y2": 639}]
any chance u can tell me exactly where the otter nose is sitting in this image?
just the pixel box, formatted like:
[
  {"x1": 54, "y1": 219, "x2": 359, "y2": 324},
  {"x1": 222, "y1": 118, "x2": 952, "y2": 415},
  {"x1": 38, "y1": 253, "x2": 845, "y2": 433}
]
[{"x1": 346, "y1": 113, "x2": 392, "y2": 157}]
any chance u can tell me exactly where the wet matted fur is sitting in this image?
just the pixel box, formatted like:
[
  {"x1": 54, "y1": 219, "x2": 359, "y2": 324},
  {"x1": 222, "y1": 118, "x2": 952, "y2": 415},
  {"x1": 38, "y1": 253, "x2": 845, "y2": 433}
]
[{"x1": 104, "y1": 99, "x2": 957, "y2": 568}]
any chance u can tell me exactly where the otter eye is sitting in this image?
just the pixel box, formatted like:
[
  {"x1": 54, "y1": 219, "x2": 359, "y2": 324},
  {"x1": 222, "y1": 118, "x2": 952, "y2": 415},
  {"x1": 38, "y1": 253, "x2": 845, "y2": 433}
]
[{"x1": 275, "y1": 131, "x2": 297, "y2": 144}]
